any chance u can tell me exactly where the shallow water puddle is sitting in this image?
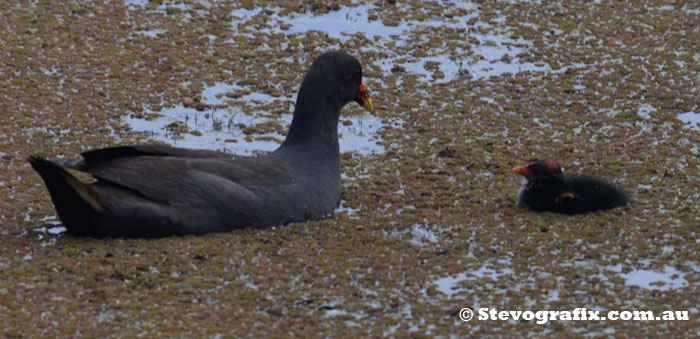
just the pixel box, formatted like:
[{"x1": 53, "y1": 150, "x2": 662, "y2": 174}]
[
  {"x1": 123, "y1": 0, "x2": 148, "y2": 6},
  {"x1": 334, "y1": 200, "x2": 359, "y2": 217},
  {"x1": 232, "y1": 3, "x2": 550, "y2": 83},
  {"x1": 637, "y1": 103, "x2": 657, "y2": 119},
  {"x1": 32, "y1": 215, "x2": 66, "y2": 247},
  {"x1": 677, "y1": 111, "x2": 700, "y2": 129},
  {"x1": 125, "y1": 82, "x2": 387, "y2": 155},
  {"x1": 136, "y1": 29, "x2": 167, "y2": 37},
  {"x1": 263, "y1": 3, "x2": 480, "y2": 38},
  {"x1": 277, "y1": 5, "x2": 406, "y2": 39},
  {"x1": 433, "y1": 260, "x2": 697, "y2": 297},
  {"x1": 580, "y1": 260, "x2": 696, "y2": 291},
  {"x1": 604, "y1": 264, "x2": 693, "y2": 291},
  {"x1": 434, "y1": 260, "x2": 514, "y2": 297}
]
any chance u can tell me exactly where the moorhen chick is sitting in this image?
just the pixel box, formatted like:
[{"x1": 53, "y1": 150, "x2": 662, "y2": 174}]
[
  {"x1": 29, "y1": 51, "x2": 373, "y2": 237},
  {"x1": 513, "y1": 159, "x2": 628, "y2": 215}
]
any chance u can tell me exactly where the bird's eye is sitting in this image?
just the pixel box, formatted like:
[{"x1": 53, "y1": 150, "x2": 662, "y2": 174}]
[{"x1": 346, "y1": 68, "x2": 361, "y2": 80}]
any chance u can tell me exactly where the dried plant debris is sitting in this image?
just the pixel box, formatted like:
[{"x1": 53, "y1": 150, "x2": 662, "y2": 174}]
[{"x1": 2, "y1": 0, "x2": 699, "y2": 337}]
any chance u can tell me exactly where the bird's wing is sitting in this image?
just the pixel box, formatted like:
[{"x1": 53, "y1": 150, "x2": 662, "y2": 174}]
[
  {"x1": 569, "y1": 176, "x2": 628, "y2": 205},
  {"x1": 55, "y1": 144, "x2": 238, "y2": 170},
  {"x1": 81, "y1": 144, "x2": 237, "y2": 162},
  {"x1": 76, "y1": 152, "x2": 293, "y2": 204}
]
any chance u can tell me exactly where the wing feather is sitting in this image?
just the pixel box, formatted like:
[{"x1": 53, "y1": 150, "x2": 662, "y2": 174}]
[{"x1": 56, "y1": 145, "x2": 294, "y2": 204}]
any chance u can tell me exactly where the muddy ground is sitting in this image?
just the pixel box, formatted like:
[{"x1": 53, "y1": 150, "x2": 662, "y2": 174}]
[{"x1": 1, "y1": 0, "x2": 698, "y2": 337}]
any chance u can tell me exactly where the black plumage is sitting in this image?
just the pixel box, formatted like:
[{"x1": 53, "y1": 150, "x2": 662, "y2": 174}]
[
  {"x1": 513, "y1": 159, "x2": 628, "y2": 215},
  {"x1": 28, "y1": 51, "x2": 373, "y2": 238}
]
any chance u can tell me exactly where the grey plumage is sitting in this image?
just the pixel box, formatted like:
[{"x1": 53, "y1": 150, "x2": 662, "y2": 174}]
[{"x1": 28, "y1": 51, "x2": 373, "y2": 237}]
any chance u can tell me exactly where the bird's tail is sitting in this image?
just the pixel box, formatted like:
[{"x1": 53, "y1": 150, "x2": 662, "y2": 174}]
[{"x1": 28, "y1": 156, "x2": 103, "y2": 236}]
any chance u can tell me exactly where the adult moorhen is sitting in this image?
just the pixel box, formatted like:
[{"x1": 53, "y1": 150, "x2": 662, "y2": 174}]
[
  {"x1": 513, "y1": 159, "x2": 628, "y2": 215},
  {"x1": 29, "y1": 51, "x2": 373, "y2": 237}
]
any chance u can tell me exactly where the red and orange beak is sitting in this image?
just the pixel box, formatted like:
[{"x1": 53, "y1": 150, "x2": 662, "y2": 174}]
[
  {"x1": 355, "y1": 83, "x2": 374, "y2": 112},
  {"x1": 513, "y1": 165, "x2": 535, "y2": 180}
]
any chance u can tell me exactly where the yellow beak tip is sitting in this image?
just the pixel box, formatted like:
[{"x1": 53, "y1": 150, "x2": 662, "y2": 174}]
[{"x1": 362, "y1": 97, "x2": 374, "y2": 112}]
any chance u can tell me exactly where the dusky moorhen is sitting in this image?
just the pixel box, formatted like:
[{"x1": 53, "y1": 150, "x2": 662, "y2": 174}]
[
  {"x1": 29, "y1": 51, "x2": 373, "y2": 237},
  {"x1": 513, "y1": 159, "x2": 628, "y2": 215}
]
